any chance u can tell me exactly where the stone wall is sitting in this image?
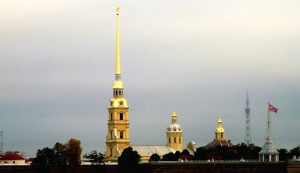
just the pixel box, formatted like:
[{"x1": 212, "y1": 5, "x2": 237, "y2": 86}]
[{"x1": 0, "y1": 161, "x2": 299, "y2": 173}]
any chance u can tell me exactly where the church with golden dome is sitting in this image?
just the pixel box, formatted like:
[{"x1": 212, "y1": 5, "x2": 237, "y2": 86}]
[
  {"x1": 207, "y1": 117, "x2": 233, "y2": 148},
  {"x1": 103, "y1": 6, "x2": 231, "y2": 162},
  {"x1": 103, "y1": 6, "x2": 185, "y2": 162}
]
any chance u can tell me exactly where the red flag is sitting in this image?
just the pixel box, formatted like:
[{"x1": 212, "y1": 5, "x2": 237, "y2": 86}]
[{"x1": 268, "y1": 103, "x2": 278, "y2": 113}]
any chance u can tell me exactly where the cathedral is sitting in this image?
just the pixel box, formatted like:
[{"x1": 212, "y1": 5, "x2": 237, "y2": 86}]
[
  {"x1": 103, "y1": 6, "x2": 232, "y2": 163},
  {"x1": 103, "y1": 6, "x2": 185, "y2": 162}
]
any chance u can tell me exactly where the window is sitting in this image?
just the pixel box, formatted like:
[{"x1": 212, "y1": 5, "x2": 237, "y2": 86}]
[
  {"x1": 120, "y1": 131, "x2": 124, "y2": 139},
  {"x1": 173, "y1": 127, "x2": 176, "y2": 131},
  {"x1": 174, "y1": 137, "x2": 176, "y2": 143},
  {"x1": 119, "y1": 90, "x2": 121, "y2": 95},
  {"x1": 120, "y1": 113, "x2": 123, "y2": 120},
  {"x1": 169, "y1": 137, "x2": 171, "y2": 144},
  {"x1": 110, "y1": 130, "x2": 113, "y2": 139},
  {"x1": 179, "y1": 137, "x2": 181, "y2": 144},
  {"x1": 110, "y1": 113, "x2": 113, "y2": 120},
  {"x1": 110, "y1": 148, "x2": 113, "y2": 156}
]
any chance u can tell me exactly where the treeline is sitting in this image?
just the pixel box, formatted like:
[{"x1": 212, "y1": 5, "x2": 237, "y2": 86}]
[
  {"x1": 31, "y1": 138, "x2": 82, "y2": 173},
  {"x1": 153, "y1": 144, "x2": 300, "y2": 162},
  {"x1": 31, "y1": 140, "x2": 300, "y2": 173}
]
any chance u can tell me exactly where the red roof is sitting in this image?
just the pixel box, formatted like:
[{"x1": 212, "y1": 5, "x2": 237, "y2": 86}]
[{"x1": 1, "y1": 153, "x2": 24, "y2": 160}]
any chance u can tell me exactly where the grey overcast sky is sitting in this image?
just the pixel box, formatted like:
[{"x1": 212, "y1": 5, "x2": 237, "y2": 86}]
[{"x1": 1, "y1": 0, "x2": 300, "y2": 157}]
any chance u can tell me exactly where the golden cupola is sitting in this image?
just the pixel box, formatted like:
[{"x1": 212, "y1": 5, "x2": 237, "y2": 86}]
[
  {"x1": 215, "y1": 116, "x2": 226, "y2": 141},
  {"x1": 207, "y1": 116, "x2": 233, "y2": 148},
  {"x1": 166, "y1": 111, "x2": 183, "y2": 151}
]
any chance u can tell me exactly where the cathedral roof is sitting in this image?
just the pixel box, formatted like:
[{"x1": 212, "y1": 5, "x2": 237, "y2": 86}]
[
  {"x1": 131, "y1": 145, "x2": 176, "y2": 158},
  {"x1": 207, "y1": 140, "x2": 233, "y2": 148}
]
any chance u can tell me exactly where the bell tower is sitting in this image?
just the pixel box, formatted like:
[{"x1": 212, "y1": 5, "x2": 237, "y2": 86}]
[
  {"x1": 166, "y1": 112, "x2": 183, "y2": 151},
  {"x1": 104, "y1": 5, "x2": 130, "y2": 162}
]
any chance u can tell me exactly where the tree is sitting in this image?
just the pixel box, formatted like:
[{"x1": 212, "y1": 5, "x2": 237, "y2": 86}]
[
  {"x1": 161, "y1": 152, "x2": 177, "y2": 161},
  {"x1": 289, "y1": 145, "x2": 300, "y2": 158},
  {"x1": 53, "y1": 142, "x2": 68, "y2": 173},
  {"x1": 31, "y1": 138, "x2": 82, "y2": 173},
  {"x1": 84, "y1": 150, "x2": 104, "y2": 165},
  {"x1": 194, "y1": 146, "x2": 208, "y2": 160},
  {"x1": 248, "y1": 144, "x2": 261, "y2": 159},
  {"x1": 31, "y1": 147, "x2": 55, "y2": 173},
  {"x1": 66, "y1": 138, "x2": 82, "y2": 173},
  {"x1": 180, "y1": 149, "x2": 193, "y2": 161},
  {"x1": 149, "y1": 153, "x2": 160, "y2": 162},
  {"x1": 118, "y1": 147, "x2": 141, "y2": 173},
  {"x1": 278, "y1": 148, "x2": 288, "y2": 161}
]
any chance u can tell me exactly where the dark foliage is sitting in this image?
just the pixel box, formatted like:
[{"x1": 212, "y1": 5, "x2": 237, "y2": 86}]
[
  {"x1": 161, "y1": 152, "x2": 177, "y2": 161},
  {"x1": 289, "y1": 145, "x2": 300, "y2": 158},
  {"x1": 31, "y1": 147, "x2": 55, "y2": 173},
  {"x1": 194, "y1": 143, "x2": 261, "y2": 161},
  {"x1": 149, "y1": 153, "x2": 160, "y2": 162},
  {"x1": 31, "y1": 139, "x2": 82, "y2": 173},
  {"x1": 278, "y1": 148, "x2": 289, "y2": 161},
  {"x1": 180, "y1": 149, "x2": 194, "y2": 160},
  {"x1": 84, "y1": 150, "x2": 104, "y2": 165},
  {"x1": 118, "y1": 147, "x2": 141, "y2": 173}
]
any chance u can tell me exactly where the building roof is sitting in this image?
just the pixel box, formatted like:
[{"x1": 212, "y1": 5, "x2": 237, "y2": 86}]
[
  {"x1": 207, "y1": 140, "x2": 233, "y2": 148},
  {"x1": 131, "y1": 145, "x2": 177, "y2": 157},
  {"x1": 0, "y1": 153, "x2": 24, "y2": 160}
]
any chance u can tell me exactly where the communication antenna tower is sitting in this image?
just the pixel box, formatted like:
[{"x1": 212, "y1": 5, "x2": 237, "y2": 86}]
[
  {"x1": 245, "y1": 92, "x2": 251, "y2": 145},
  {"x1": 0, "y1": 131, "x2": 3, "y2": 153}
]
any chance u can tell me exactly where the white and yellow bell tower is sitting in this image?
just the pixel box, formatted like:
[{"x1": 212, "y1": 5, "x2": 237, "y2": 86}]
[
  {"x1": 104, "y1": 5, "x2": 130, "y2": 162},
  {"x1": 166, "y1": 112, "x2": 183, "y2": 151}
]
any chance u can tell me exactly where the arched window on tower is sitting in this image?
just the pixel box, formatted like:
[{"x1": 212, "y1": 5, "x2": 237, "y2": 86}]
[
  {"x1": 110, "y1": 113, "x2": 113, "y2": 120},
  {"x1": 120, "y1": 131, "x2": 124, "y2": 139},
  {"x1": 174, "y1": 137, "x2": 176, "y2": 143},
  {"x1": 120, "y1": 113, "x2": 123, "y2": 120}
]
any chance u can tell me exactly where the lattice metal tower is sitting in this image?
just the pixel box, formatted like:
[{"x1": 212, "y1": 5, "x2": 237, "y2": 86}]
[
  {"x1": 0, "y1": 131, "x2": 3, "y2": 153},
  {"x1": 245, "y1": 92, "x2": 251, "y2": 145}
]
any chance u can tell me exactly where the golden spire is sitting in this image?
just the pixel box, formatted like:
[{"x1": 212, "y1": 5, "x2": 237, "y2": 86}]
[
  {"x1": 113, "y1": 5, "x2": 123, "y2": 89},
  {"x1": 115, "y1": 5, "x2": 121, "y2": 76}
]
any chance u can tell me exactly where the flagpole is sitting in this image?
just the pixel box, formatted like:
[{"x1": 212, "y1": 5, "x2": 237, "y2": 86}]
[{"x1": 266, "y1": 104, "x2": 273, "y2": 145}]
